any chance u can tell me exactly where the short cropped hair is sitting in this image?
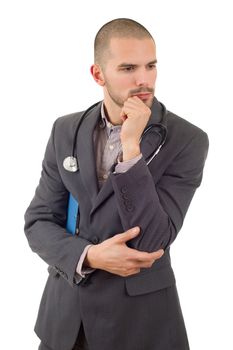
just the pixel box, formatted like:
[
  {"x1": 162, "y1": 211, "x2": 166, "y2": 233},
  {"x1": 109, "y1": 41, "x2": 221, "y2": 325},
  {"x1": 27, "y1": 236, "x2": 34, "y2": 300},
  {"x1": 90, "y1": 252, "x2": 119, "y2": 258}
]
[{"x1": 94, "y1": 18, "x2": 154, "y2": 67}]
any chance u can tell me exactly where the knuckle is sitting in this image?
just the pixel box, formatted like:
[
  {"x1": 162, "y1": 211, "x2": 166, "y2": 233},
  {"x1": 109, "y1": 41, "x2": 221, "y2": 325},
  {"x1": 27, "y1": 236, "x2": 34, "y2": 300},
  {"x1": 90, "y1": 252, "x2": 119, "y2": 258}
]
[
  {"x1": 114, "y1": 233, "x2": 125, "y2": 242},
  {"x1": 114, "y1": 233, "x2": 122, "y2": 239},
  {"x1": 111, "y1": 235, "x2": 118, "y2": 242},
  {"x1": 142, "y1": 263, "x2": 151, "y2": 269},
  {"x1": 122, "y1": 267, "x2": 129, "y2": 276},
  {"x1": 140, "y1": 260, "x2": 153, "y2": 268},
  {"x1": 128, "y1": 268, "x2": 141, "y2": 276},
  {"x1": 154, "y1": 254, "x2": 161, "y2": 260},
  {"x1": 145, "y1": 262, "x2": 152, "y2": 268}
]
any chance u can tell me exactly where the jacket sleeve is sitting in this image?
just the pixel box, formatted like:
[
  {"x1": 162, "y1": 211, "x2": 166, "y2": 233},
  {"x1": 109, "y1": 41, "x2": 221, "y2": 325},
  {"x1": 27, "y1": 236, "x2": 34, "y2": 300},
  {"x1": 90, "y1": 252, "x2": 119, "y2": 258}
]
[
  {"x1": 110, "y1": 130, "x2": 209, "y2": 252},
  {"x1": 24, "y1": 119, "x2": 91, "y2": 287}
]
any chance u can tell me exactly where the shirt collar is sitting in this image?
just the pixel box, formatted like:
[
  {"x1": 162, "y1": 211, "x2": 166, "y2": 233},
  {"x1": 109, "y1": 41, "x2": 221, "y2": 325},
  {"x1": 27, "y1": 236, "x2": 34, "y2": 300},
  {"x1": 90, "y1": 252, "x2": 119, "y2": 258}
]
[{"x1": 100, "y1": 102, "x2": 121, "y2": 137}]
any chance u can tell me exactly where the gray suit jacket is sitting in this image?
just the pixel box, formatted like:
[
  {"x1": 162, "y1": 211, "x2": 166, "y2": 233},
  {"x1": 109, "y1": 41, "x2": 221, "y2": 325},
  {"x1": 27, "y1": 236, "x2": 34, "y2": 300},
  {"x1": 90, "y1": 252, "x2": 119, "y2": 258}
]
[{"x1": 24, "y1": 98, "x2": 208, "y2": 350}]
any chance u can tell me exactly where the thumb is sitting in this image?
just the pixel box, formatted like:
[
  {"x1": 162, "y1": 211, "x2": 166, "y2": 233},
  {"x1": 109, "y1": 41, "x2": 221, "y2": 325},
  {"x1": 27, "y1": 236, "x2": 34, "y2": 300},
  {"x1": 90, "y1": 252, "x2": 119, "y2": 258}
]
[
  {"x1": 120, "y1": 112, "x2": 127, "y2": 122},
  {"x1": 116, "y1": 227, "x2": 140, "y2": 243}
]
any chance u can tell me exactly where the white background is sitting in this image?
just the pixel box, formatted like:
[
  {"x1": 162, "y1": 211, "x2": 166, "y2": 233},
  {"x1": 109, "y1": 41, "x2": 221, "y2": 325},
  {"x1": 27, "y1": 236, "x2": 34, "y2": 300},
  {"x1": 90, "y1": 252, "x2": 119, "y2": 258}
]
[{"x1": 0, "y1": 0, "x2": 232, "y2": 349}]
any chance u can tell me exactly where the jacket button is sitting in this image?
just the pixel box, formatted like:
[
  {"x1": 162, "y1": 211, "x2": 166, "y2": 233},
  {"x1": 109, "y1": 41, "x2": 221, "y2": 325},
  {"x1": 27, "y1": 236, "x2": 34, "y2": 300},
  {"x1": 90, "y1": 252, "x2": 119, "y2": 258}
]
[
  {"x1": 122, "y1": 193, "x2": 129, "y2": 200},
  {"x1": 126, "y1": 205, "x2": 135, "y2": 212},
  {"x1": 121, "y1": 186, "x2": 127, "y2": 194},
  {"x1": 91, "y1": 236, "x2": 100, "y2": 244},
  {"x1": 124, "y1": 199, "x2": 132, "y2": 207}
]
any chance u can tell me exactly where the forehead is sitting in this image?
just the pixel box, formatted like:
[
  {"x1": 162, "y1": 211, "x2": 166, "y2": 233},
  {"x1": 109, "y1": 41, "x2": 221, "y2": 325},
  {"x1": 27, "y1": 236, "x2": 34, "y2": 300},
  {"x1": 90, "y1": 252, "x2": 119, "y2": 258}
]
[{"x1": 107, "y1": 37, "x2": 156, "y2": 64}]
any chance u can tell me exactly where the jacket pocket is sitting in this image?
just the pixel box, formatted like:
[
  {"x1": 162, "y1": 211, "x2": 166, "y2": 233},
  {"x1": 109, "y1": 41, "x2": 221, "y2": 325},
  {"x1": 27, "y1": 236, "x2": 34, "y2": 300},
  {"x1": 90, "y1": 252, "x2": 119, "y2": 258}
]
[{"x1": 125, "y1": 265, "x2": 176, "y2": 296}]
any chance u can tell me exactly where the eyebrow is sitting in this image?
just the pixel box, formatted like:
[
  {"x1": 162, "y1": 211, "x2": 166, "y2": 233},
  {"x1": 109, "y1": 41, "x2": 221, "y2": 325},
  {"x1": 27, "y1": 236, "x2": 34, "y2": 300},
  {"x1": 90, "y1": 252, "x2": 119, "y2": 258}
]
[{"x1": 117, "y1": 59, "x2": 158, "y2": 68}]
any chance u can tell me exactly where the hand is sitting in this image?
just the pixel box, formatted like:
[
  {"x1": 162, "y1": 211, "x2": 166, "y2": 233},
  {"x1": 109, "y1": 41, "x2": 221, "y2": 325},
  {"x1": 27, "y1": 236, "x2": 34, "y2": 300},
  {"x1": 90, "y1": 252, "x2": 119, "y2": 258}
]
[
  {"x1": 84, "y1": 227, "x2": 164, "y2": 277},
  {"x1": 120, "y1": 97, "x2": 151, "y2": 160}
]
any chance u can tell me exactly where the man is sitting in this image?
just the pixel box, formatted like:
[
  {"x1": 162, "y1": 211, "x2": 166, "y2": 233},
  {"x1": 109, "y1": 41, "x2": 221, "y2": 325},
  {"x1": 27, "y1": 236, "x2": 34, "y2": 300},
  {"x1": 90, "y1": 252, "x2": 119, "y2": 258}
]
[{"x1": 24, "y1": 18, "x2": 209, "y2": 350}]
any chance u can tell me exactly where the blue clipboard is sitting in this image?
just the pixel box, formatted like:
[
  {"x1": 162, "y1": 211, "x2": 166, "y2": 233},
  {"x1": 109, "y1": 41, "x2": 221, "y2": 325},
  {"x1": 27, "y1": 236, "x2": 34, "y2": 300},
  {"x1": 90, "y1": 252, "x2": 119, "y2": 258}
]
[{"x1": 66, "y1": 193, "x2": 79, "y2": 235}]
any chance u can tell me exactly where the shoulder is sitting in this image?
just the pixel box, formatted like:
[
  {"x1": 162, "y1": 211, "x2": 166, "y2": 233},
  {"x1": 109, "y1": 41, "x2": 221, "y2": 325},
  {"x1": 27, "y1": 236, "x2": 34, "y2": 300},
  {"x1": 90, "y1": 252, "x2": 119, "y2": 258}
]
[
  {"x1": 161, "y1": 108, "x2": 209, "y2": 167},
  {"x1": 52, "y1": 101, "x2": 102, "y2": 136},
  {"x1": 166, "y1": 109, "x2": 209, "y2": 150},
  {"x1": 166, "y1": 109, "x2": 207, "y2": 138},
  {"x1": 54, "y1": 111, "x2": 84, "y2": 133},
  {"x1": 46, "y1": 111, "x2": 85, "y2": 153}
]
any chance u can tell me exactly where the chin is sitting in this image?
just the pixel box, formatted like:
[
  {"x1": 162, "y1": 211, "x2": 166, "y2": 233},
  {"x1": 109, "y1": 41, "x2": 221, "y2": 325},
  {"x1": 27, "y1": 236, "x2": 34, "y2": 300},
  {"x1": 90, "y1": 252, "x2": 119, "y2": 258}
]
[{"x1": 145, "y1": 98, "x2": 154, "y2": 108}]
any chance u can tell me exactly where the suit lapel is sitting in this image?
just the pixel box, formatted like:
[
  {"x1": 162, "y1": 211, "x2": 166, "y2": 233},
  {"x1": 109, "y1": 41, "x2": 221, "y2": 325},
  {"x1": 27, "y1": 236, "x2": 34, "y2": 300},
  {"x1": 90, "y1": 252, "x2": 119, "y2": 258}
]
[
  {"x1": 90, "y1": 175, "x2": 114, "y2": 216},
  {"x1": 76, "y1": 102, "x2": 101, "y2": 204}
]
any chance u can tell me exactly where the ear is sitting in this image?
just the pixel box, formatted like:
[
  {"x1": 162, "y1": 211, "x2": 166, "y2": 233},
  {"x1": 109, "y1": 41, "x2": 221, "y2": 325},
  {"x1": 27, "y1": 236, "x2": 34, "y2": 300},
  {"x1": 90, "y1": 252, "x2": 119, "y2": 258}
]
[{"x1": 90, "y1": 64, "x2": 105, "y2": 86}]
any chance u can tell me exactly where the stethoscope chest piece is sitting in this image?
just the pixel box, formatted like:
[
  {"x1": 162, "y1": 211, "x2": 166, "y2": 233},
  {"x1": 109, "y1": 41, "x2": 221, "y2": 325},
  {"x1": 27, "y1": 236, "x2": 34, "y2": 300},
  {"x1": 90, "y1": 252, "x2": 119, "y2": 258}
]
[{"x1": 63, "y1": 156, "x2": 79, "y2": 172}]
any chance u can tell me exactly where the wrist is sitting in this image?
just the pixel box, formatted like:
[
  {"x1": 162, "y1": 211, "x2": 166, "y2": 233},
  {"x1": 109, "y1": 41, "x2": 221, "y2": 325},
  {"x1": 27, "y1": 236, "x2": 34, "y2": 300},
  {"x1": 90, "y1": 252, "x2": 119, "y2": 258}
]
[
  {"x1": 122, "y1": 143, "x2": 140, "y2": 161},
  {"x1": 84, "y1": 245, "x2": 98, "y2": 269}
]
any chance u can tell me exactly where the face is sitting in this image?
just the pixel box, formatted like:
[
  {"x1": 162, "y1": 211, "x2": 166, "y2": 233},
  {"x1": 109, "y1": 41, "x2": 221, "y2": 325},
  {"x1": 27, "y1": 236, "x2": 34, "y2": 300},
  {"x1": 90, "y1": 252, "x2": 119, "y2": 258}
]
[{"x1": 98, "y1": 37, "x2": 157, "y2": 110}]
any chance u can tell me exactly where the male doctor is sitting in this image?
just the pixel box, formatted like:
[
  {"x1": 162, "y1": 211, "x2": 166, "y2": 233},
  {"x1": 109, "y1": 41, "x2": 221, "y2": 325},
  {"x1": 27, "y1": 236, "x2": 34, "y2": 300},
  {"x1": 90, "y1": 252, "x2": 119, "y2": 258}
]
[{"x1": 24, "y1": 18, "x2": 209, "y2": 350}]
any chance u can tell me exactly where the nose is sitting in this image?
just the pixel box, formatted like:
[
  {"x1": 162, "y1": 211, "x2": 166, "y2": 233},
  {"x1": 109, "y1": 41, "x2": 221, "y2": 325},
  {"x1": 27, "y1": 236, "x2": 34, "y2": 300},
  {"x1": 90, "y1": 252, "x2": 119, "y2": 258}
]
[{"x1": 135, "y1": 68, "x2": 149, "y2": 87}]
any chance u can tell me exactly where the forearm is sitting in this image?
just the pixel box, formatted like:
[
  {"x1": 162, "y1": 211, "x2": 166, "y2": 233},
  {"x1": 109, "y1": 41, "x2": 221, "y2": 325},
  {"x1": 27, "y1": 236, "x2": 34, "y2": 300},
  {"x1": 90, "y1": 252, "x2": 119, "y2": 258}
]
[
  {"x1": 111, "y1": 157, "x2": 173, "y2": 252},
  {"x1": 121, "y1": 143, "x2": 140, "y2": 161}
]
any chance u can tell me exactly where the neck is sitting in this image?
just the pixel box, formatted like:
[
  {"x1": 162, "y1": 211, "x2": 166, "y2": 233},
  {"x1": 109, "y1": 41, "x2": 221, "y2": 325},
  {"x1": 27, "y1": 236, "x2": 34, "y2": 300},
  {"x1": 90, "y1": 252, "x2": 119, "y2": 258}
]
[{"x1": 103, "y1": 99, "x2": 123, "y2": 126}]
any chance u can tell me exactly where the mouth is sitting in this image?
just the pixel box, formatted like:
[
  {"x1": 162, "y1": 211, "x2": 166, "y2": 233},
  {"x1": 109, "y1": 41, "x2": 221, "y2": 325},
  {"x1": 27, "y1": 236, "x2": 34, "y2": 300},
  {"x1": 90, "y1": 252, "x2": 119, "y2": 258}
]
[{"x1": 132, "y1": 93, "x2": 152, "y2": 100}]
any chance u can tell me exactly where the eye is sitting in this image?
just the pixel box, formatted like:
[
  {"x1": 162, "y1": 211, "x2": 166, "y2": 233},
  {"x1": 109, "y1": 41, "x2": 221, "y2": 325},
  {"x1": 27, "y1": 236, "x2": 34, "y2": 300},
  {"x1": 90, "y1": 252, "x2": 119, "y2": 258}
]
[
  {"x1": 121, "y1": 66, "x2": 136, "y2": 72},
  {"x1": 147, "y1": 64, "x2": 157, "y2": 70}
]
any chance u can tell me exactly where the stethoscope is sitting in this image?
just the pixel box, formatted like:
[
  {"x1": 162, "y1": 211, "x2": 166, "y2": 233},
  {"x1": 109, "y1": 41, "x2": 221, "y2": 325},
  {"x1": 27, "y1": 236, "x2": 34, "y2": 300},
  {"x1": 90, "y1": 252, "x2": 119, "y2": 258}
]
[{"x1": 63, "y1": 101, "x2": 168, "y2": 172}]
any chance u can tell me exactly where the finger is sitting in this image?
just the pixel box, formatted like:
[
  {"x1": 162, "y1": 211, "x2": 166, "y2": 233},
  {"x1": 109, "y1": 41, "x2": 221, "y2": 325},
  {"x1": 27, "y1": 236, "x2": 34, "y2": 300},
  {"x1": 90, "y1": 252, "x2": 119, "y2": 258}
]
[
  {"x1": 125, "y1": 96, "x2": 142, "y2": 104},
  {"x1": 126, "y1": 268, "x2": 141, "y2": 276},
  {"x1": 120, "y1": 98, "x2": 141, "y2": 115},
  {"x1": 121, "y1": 114, "x2": 127, "y2": 122},
  {"x1": 123, "y1": 96, "x2": 145, "y2": 109},
  {"x1": 120, "y1": 268, "x2": 141, "y2": 277},
  {"x1": 150, "y1": 249, "x2": 164, "y2": 260},
  {"x1": 120, "y1": 103, "x2": 137, "y2": 117},
  {"x1": 114, "y1": 227, "x2": 140, "y2": 243},
  {"x1": 120, "y1": 107, "x2": 128, "y2": 120},
  {"x1": 120, "y1": 110, "x2": 128, "y2": 122},
  {"x1": 134, "y1": 261, "x2": 153, "y2": 269},
  {"x1": 132, "y1": 249, "x2": 164, "y2": 262}
]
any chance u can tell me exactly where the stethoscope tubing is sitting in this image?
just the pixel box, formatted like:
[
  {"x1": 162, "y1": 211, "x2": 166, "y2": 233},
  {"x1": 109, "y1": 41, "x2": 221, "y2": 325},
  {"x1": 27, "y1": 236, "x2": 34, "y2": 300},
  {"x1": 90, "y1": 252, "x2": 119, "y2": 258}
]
[
  {"x1": 71, "y1": 101, "x2": 101, "y2": 157},
  {"x1": 63, "y1": 101, "x2": 167, "y2": 172}
]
